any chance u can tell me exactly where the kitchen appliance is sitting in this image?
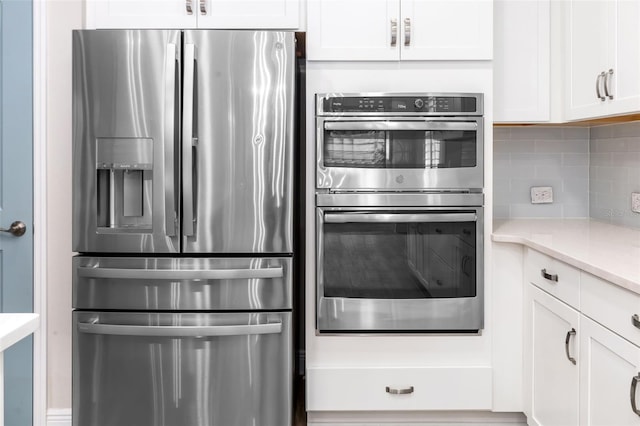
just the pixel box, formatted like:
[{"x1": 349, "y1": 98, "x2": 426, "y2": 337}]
[
  {"x1": 72, "y1": 30, "x2": 297, "y2": 426},
  {"x1": 315, "y1": 93, "x2": 484, "y2": 333}
]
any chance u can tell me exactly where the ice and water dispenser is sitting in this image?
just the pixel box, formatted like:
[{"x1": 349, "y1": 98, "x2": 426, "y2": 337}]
[{"x1": 95, "y1": 138, "x2": 154, "y2": 232}]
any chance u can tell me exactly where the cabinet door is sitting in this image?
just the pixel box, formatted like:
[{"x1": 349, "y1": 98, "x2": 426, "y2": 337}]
[
  {"x1": 196, "y1": 0, "x2": 299, "y2": 29},
  {"x1": 564, "y1": 0, "x2": 613, "y2": 120},
  {"x1": 87, "y1": 0, "x2": 197, "y2": 29},
  {"x1": 525, "y1": 284, "x2": 580, "y2": 426},
  {"x1": 400, "y1": 0, "x2": 492, "y2": 60},
  {"x1": 306, "y1": 0, "x2": 400, "y2": 61},
  {"x1": 493, "y1": 0, "x2": 549, "y2": 122},
  {"x1": 580, "y1": 316, "x2": 640, "y2": 426},
  {"x1": 605, "y1": 0, "x2": 640, "y2": 116}
]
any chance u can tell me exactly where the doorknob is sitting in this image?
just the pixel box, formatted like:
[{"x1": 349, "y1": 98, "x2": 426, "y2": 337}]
[{"x1": 0, "y1": 221, "x2": 26, "y2": 237}]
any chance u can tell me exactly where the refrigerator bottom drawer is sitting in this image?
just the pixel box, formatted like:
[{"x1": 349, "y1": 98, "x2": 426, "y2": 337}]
[{"x1": 72, "y1": 311, "x2": 292, "y2": 426}]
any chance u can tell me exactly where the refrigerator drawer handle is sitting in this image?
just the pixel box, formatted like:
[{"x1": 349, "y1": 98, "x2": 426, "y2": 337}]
[
  {"x1": 164, "y1": 43, "x2": 178, "y2": 237},
  {"x1": 77, "y1": 266, "x2": 284, "y2": 280},
  {"x1": 324, "y1": 212, "x2": 476, "y2": 224},
  {"x1": 324, "y1": 121, "x2": 478, "y2": 132},
  {"x1": 78, "y1": 322, "x2": 282, "y2": 337}
]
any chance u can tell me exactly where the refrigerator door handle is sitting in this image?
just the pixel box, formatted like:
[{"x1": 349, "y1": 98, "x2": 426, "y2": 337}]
[
  {"x1": 77, "y1": 266, "x2": 284, "y2": 280},
  {"x1": 164, "y1": 43, "x2": 178, "y2": 237},
  {"x1": 182, "y1": 43, "x2": 196, "y2": 237},
  {"x1": 78, "y1": 321, "x2": 283, "y2": 337}
]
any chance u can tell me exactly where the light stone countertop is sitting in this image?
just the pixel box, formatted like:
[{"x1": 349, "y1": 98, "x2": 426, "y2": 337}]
[
  {"x1": 0, "y1": 314, "x2": 39, "y2": 353},
  {"x1": 492, "y1": 219, "x2": 640, "y2": 294}
]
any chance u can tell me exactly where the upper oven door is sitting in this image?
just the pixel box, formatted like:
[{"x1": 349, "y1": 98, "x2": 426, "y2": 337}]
[
  {"x1": 316, "y1": 207, "x2": 484, "y2": 333},
  {"x1": 316, "y1": 117, "x2": 483, "y2": 191}
]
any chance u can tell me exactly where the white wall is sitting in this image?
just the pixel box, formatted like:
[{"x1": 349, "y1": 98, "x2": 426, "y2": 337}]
[{"x1": 46, "y1": 0, "x2": 84, "y2": 411}]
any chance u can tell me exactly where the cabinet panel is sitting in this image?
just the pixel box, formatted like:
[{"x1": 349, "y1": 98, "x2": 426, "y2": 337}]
[
  {"x1": 580, "y1": 316, "x2": 640, "y2": 426},
  {"x1": 525, "y1": 284, "x2": 580, "y2": 426},
  {"x1": 306, "y1": 366, "x2": 492, "y2": 411},
  {"x1": 88, "y1": 0, "x2": 197, "y2": 29},
  {"x1": 401, "y1": 0, "x2": 492, "y2": 60},
  {"x1": 306, "y1": 0, "x2": 400, "y2": 61},
  {"x1": 197, "y1": 0, "x2": 299, "y2": 29},
  {"x1": 565, "y1": 0, "x2": 611, "y2": 120},
  {"x1": 525, "y1": 248, "x2": 580, "y2": 309},
  {"x1": 607, "y1": 0, "x2": 640, "y2": 116},
  {"x1": 493, "y1": 0, "x2": 549, "y2": 122}
]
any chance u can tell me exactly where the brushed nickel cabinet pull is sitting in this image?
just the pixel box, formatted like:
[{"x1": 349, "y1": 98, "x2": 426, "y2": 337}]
[
  {"x1": 386, "y1": 386, "x2": 414, "y2": 395},
  {"x1": 565, "y1": 328, "x2": 577, "y2": 365},
  {"x1": 404, "y1": 18, "x2": 411, "y2": 46},
  {"x1": 390, "y1": 19, "x2": 398, "y2": 47},
  {"x1": 186, "y1": 0, "x2": 193, "y2": 14},
  {"x1": 200, "y1": 0, "x2": 207, "y2": 14},
  {"x1": 596, "y1": 72, "x2": 606, "y2": 101},
  {"x1": 604, "y1": 68, "x2": 614, "y2": 100},
  {"x1": 632, "y1": 314, "x2": 640, "y2": 329},
  {"x1": 541, "y1": 268, "x2": 558, "y2": 282},
  {"x1": 631, "y1": 373, "x2": 640, "y2": 416}
]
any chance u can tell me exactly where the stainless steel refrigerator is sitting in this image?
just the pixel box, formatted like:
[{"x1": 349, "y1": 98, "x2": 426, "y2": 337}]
[{"x1": 72, "y1": 30, "x2": 296, "y2": 426}]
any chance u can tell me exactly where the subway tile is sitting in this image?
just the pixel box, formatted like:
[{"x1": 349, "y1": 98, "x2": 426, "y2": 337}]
[
  {"x1": 562, "y1": 153, "x2": 589, "y2": 166},
  {"x1": 562, "y1": 127, "x2": 590, "y2": 140},
  {"x1": 589, "y1": 179, "x2": 612, "y2": 194},
  {"x1": 590, "y1": 124, "x2": 615, "y2": 140},
  {"x1": 493, "y1": 127, "x2": 512, "y2": 140},
  {"x1": 493, "y1": 204, "x2": 511, "y2": 219},
  {"x1": 511, "y1": 203, "x2": 564, "y2": 218},
  {"x1": 508, "y1": 127, "x2": 564, "y2": 141},
  {"x1": 562, "y1": 203, "x2": 589, "y2": 218},
  {"x1": 589, "y1": 152, "x2": 612, "y2": 167},
  {"x1": 593, "y1": 138, "x2": 627, "y2": 152},
  {"x1": 494, "y1": 139, "x2": 536, "y2": 154},
  {"x1": 563, "y1": 179, "x2": 589, "y2": 200},
  {"x1": 611, "y1": 121, "x2": 640, "y2": 138},
  {"x1": 611, "y1": 152, "x2": 640, "y2": 168},
  {"x1": 624, "y1": 136, "x2": 640, "y2": 152},
  {"x1": 512, "y1": 153, "x2": 562, "y2": 168},
  {"x1": 593, "y1": 166, "x2": 629, "y2": 182},
  {"x1": 535, "y1": 139, "x2": 587, "y2": 153}
]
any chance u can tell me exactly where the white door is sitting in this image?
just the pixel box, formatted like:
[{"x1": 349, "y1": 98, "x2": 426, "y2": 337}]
[
  {"x1": 0, "y1": 0, "x2": 34, "y2": 424},
  {"x1": 525, "y1": 285, "x2": 580, "y2": 426},
  {"x1": 606, "y1": 0, "x2": 640, "y2": 116},
  {"x1": 580, "y1": 316, "x2": 640, "y2": 426},
  {"x1": 196, "y1": 0, "x2": 299, "y2": 28},
  {"x1": 400, "y1": 0, "x2": 492, "y2": 60},
  {"x1": 306, "y1": 0, "x2": 400, "y2": 61},
  {"x1": 87, "y1": 0, "x2": 197, "y2": 29},
  {"x1": 565, "y1": 0, "x2": 612, "y2": 120}
]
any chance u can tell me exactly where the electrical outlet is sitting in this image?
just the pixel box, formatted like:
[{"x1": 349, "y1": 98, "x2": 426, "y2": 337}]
[
  {"x1": 531, "y1": 186, "x2": 553, "y2": 204},
  {"x1": 632, "y1": 192, "x2": 640, "y2": 213}
]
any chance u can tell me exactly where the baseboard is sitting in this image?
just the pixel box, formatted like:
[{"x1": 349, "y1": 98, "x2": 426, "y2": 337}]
[
  {"x1": 307, "y1": 410, "x2": 527, "y2": 425},
  {"x1": 47, "y1": 408, "x2": 71, "y2": 426}
]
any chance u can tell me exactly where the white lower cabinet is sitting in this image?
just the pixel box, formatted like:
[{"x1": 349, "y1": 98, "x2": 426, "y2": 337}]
[
  {"x1": 524, "y1": 249, "x2": 640, "y2": 425},
  {"x1": 580, "y1": 316, "x2": 640, "y2": 426},
  {"x1": 525, "y1": 284, "x2": 580, "y2": 426}
]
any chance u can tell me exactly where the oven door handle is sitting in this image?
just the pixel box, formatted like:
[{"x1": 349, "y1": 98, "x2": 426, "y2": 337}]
[
  {"x1": 77, "y1": 321, "x2": 283, "y2": 337},
  {"x1": 77, "y1": 266, "x2": 283, "y2": 280},
  {"x1": 324, "y1": 212, "x2": 477, "y2": 223},
  {"x1": 324, "y1": 121, "x2": 477, "y2": 132}
]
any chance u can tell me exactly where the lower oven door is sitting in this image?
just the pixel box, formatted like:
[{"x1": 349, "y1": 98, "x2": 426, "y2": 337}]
[
  {"x1": 73, "y1": 312, "x2": 292, "y2": 426},
  {"x1": 317, "y1": 207, "x2": 483, "y2": 332}
]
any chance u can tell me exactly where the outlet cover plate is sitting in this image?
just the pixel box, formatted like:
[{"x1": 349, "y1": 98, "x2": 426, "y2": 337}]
[
  {"x1": 632, "y1": 192, "x2": 640, "y2": 213},
  {"x1": 531, "y1": 186, "x2": 553, "y2": 204}
]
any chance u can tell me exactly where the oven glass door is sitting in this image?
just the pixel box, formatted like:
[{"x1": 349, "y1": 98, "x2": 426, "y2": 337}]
[
  {"x1": 323, "y1": 121, "x2": 478, "y2": 169},
  {"x1": 317, "y1": 208, "x2": 483, "y2": 332}
]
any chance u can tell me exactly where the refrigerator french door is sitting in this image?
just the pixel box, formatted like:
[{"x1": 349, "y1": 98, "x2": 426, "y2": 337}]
[
  {"x1": 72, "y1": 30, "x2": 296, "y2": 426},
  {"x1": 72, "y1": 30, "x2": 294, "y2": 254}
]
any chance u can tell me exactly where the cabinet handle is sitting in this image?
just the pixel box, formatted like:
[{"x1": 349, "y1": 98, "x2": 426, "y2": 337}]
[
  {"x1": 596, "y1": 72, "x2": 606, "y2": 101},
  {"x1": 186, "y1": 0, "x2": 193, "y2": 14},
  {"x1": 604, "y1": 68, "x2": 614, "y2": 100},
  {"x1": 390, "y1": 19, "x2": 398, "y2": 47},
  {"x1": 631, "y1": 374, "x2": 640, "y2": 416},
  {"x1": 404, "y1": 18, "x2": 411, "y2": 46},
  {"x1": 565, "y1": 328, "x2": 577, "y2": 365},
  {"x1": 386, "y1": 386, "x2": 414, "y2": 395},
  {"x1": 200, "y1": 0, "x2": 206, "y2": 14},
  {"x1": 540, "y1": 268, "x2": 558, "y2": 282},
  {"x1": 632, "y1": 314, "x2": 640, "y2": 330}
]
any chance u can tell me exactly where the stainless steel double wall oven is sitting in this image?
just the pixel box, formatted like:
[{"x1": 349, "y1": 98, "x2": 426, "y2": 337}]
[{"x1": 316, "y1": 93, "x2": 484, "y2": 333}]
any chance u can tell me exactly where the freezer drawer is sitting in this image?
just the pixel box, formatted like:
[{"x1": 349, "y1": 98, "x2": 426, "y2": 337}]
[
  {"x1": 73, "y1": 311, "x2": 292, "y2": 426},
  {"x1": 73, "y1": 256, "x2": 292, "y2": 311}
]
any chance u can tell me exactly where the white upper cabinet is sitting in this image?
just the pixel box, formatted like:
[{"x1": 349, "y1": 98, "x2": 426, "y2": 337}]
[
  {"x1": 565, "y1": 0, "x2": 640, "y2": 120},
  {"x1": 86, "y1": 0, "x2": 300, "y2": 29},
  {"x1": 306, "y1": 0, "x2": 493, "y2": 61},
  {"x1": 493, "y1": 0, "x2": 550, "y2": 122}
]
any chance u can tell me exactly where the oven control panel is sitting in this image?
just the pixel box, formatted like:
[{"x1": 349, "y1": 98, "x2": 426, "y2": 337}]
[{"x1": 318, "y1": 94, "x2": 482, "y2": 115}]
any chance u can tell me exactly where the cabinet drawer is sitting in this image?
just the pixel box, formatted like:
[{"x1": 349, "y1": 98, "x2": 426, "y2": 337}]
[
  {"x1": 306, "y1": 366, "x2": 492, "y2": 411},
  {"x1": 525, "y1": 249, "x2": 580, "y2": 309},
  {"x1": 581, "y1": 273, "x2": 640, "y2": 347}
]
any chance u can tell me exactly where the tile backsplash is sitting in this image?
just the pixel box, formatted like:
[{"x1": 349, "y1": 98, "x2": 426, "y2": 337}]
[
  {"x1": 589, "y1": 121, "x2": 640, "y2": 228},
  {"x1": 493, "y1": 127, "x2": 590, "y2": 219}
]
